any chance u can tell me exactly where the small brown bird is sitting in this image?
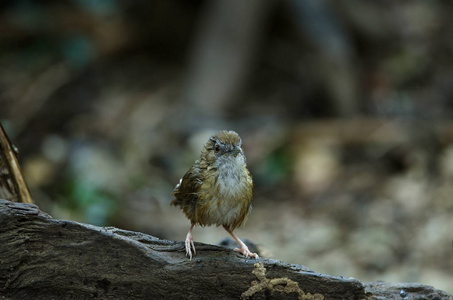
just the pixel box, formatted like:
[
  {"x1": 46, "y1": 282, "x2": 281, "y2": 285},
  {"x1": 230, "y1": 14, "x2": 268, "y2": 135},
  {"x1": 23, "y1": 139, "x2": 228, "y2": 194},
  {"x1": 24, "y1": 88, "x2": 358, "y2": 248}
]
[{"x1": 171, "y1": 130, "x2": 258, "y2": 260}]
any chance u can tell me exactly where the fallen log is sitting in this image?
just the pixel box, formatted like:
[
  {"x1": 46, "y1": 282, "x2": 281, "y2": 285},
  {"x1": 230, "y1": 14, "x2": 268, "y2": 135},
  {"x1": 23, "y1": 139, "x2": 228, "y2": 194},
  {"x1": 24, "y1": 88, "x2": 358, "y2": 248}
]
[{"x1": 0, "y1": 199, "x2": 451, "y2": 299}]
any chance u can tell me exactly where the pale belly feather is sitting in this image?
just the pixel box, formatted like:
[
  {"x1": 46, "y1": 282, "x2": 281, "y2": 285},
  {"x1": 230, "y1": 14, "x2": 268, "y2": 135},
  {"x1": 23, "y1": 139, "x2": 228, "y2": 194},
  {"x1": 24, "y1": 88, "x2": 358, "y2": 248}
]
[{"x1": 201, "y1": 155, "x2": 250, "y2": 227}]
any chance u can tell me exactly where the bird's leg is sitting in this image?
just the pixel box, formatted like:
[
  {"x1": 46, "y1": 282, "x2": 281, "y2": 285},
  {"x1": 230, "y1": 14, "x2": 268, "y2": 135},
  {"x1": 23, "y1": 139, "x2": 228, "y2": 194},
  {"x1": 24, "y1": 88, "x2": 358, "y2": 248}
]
[
  {"x1": 185, "y1": 223, "x2": 196, "y2": 260},
  {"x1": 223, "y1": 226, "x2": 259, "y2": 259}
]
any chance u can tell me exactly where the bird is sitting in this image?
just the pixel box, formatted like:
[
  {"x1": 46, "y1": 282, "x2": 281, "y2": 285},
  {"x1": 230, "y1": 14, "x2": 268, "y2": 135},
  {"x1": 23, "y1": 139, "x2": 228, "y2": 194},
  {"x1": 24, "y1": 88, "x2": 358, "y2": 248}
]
[{"x1": 171, "y1": 130, "x2": 259, "y2": 260}]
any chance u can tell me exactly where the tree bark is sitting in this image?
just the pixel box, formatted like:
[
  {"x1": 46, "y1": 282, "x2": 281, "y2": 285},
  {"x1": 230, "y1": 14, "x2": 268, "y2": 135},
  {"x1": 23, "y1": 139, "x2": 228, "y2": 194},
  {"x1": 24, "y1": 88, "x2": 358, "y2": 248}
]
[{"x1": 0, "y1": 199, "x2": 451, "y2": 300}]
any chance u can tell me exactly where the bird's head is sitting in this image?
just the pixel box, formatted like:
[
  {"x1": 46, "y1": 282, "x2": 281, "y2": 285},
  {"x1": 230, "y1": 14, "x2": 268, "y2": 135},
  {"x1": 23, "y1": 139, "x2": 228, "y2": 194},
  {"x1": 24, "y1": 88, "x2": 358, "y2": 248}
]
[{"x1": 201, "y1": 130, "x2": 245, "y2": 167}]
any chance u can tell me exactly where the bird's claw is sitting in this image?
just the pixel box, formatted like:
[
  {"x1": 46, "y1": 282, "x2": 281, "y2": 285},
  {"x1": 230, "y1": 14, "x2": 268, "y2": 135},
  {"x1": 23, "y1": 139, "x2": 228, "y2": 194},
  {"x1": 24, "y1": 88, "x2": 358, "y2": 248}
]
[
  {"x1": 185, "y1": 236, "x2": 196, "y2": 260},
  {"x1": 234, "y1": 247, "x2": 259, "y2": 259}
]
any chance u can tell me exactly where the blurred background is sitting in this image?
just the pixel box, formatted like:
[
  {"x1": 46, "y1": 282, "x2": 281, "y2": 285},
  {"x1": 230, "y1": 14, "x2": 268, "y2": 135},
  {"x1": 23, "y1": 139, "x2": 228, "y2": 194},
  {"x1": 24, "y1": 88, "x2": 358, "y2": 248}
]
[{"x1": 1, "y1": 0, "x2": 452, "y2": 293}]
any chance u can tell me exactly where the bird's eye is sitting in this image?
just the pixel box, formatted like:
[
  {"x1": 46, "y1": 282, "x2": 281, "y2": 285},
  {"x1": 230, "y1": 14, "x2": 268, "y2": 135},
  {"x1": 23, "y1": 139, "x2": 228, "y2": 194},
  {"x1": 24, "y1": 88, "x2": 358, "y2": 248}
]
[{"x1": 214, "y1": 145, "x2": 221, "y2": 153}]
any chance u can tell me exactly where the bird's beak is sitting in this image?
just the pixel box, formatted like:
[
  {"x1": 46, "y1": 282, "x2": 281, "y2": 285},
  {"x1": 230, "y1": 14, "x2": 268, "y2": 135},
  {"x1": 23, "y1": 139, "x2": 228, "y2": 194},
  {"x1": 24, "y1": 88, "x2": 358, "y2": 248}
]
[{"x1": 228, "y1": 147, "x2": 241, "y2": 155}]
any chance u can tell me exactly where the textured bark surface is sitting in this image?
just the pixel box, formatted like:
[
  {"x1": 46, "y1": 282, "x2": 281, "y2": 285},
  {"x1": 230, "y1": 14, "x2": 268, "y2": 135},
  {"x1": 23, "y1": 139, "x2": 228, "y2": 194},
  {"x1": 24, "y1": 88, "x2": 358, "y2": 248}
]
[{"x1": 0, "y1": 199, "x2": 451, "y2": 300}]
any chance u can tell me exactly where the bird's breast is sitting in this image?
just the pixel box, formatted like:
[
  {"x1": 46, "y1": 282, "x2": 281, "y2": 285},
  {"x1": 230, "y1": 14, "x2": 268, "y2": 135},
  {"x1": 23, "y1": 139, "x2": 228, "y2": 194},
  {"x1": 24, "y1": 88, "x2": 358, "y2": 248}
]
[{"x1": 197, "y1": 157, "x2": 253, "y2": 228}]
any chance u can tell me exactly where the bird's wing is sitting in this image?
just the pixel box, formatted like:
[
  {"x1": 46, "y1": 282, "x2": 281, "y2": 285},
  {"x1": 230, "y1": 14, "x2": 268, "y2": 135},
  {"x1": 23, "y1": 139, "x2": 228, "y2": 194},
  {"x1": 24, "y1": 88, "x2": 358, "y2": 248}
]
[{"x1": 170, "y1": 163, "x2": 203, "y2": 207}]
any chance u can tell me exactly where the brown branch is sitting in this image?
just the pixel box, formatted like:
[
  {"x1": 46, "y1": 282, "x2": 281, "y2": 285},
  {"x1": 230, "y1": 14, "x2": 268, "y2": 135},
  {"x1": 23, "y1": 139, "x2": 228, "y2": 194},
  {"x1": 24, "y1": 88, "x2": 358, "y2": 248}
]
[
  {"x1": 0, "y1": 123, "x2": 33, "y2": 204},
  {"x1": 0, "y1": 199, "x2": 451, "y2": 300}
]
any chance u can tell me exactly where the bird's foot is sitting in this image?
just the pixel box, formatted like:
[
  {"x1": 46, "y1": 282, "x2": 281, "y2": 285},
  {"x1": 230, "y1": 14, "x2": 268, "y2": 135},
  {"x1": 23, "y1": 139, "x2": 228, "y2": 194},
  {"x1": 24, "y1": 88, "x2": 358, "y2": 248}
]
[
  {"x1": 185, "y1": 232, "x2": 196, "y2": 260},
  {"x1": 234, "y1": 245, "x2": 259, "y2": 259}
]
